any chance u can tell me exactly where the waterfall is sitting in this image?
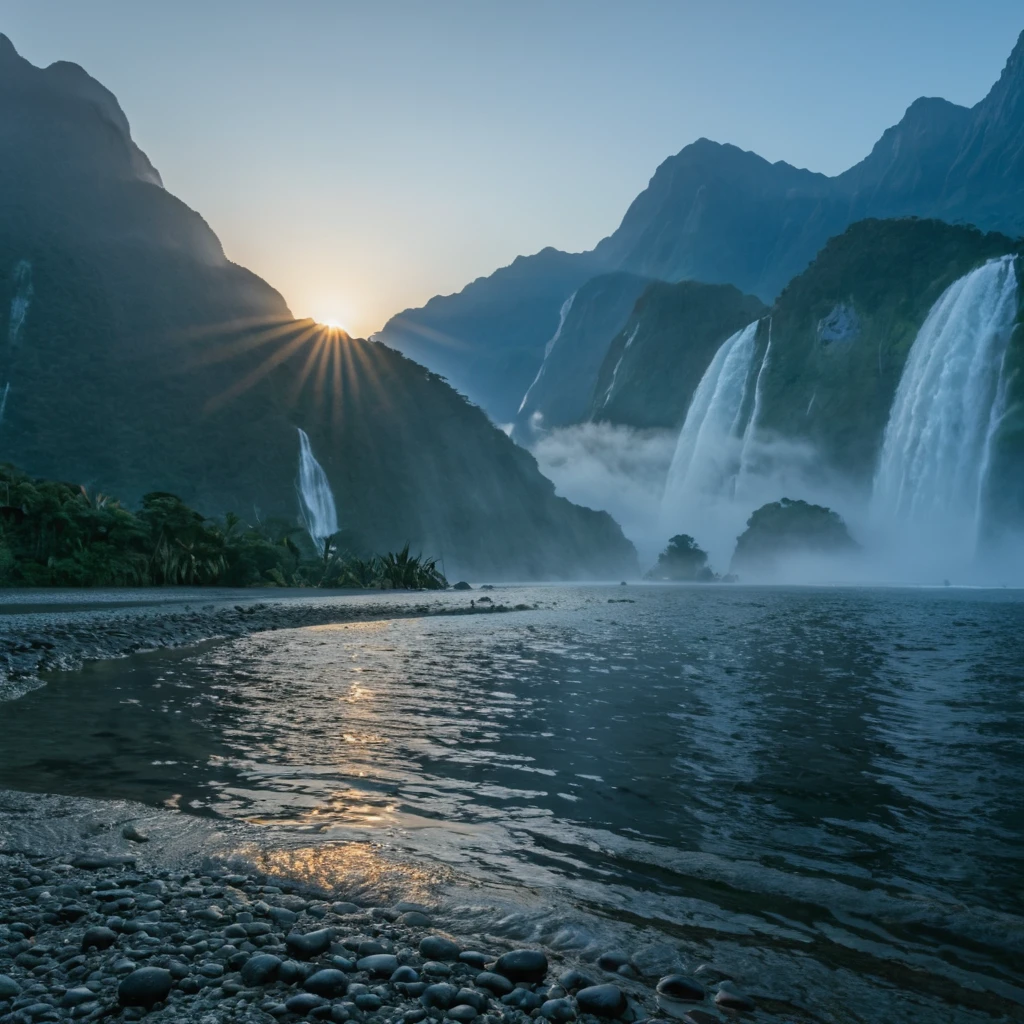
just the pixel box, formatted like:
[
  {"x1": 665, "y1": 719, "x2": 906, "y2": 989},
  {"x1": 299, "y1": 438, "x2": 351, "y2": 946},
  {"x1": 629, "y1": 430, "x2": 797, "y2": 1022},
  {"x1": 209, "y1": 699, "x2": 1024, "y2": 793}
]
[
  {"x1": 0, "y1": 383, "x2": 9, "y2": 427},
  {"x1": 661, "y1": 320, "x2": 760, "y2": 511},
  {"x1": 871, "y1": 256, "x2": 1019, "y2": 555},
  {"x1": 736, "y1": 316, "x2": 772, "y2": 489},
  {"x1": 8, "y1": 260, "x2": 32, "y2": 345},
  {"x1": 296, "y1": 427, "x2": 339, "y2": 555},
  {"x1": 517, "y1": 291, "x2": 577, "y2": 416},
  {"x1": 600, "y1": 323, "x2": 640, "y2": 409}
]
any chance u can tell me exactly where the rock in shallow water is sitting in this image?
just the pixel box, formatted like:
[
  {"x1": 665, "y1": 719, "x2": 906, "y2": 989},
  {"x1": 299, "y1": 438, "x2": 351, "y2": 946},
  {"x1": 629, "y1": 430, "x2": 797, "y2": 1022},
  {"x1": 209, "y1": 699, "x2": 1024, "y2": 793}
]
[
  {"x1": 494, "y1": 949, "x2": 548, "y2": 983},
  {"x1": 715, "y1": 981, "x2": 755, "y2": 1011},
  {"x1": 575, "y1": 984, "x2": 627, "y2": 1018},
  {"x1": 656, "y1": 974, "x2": 706, "y2": 1002},
  {"x1": 118, "y1": 966, "x2": 173, "y2": 1007}
]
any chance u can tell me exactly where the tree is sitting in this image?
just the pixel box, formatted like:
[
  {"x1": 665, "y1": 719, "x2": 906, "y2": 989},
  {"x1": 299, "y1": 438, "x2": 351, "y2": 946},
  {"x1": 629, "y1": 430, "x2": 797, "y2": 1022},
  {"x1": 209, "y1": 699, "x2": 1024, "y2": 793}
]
[{"x1": 646, "y1": 534, "x2": 713, "y2": 581}]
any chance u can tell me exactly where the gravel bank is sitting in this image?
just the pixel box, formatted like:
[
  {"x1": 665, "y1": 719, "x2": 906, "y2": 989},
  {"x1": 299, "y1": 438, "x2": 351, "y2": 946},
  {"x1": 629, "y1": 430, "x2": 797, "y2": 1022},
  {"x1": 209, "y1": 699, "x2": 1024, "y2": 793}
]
[{"x1": 0, "y1": 792, "x2": 761, "y2": 1024}]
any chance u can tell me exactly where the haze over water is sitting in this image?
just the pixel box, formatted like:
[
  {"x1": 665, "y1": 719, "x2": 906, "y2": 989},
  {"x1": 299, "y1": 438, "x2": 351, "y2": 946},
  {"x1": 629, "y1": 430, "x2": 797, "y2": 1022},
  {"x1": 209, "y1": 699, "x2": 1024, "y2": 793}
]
[{"x1": 3, "y1": 585, "x2": 1022, "y2": 1024}]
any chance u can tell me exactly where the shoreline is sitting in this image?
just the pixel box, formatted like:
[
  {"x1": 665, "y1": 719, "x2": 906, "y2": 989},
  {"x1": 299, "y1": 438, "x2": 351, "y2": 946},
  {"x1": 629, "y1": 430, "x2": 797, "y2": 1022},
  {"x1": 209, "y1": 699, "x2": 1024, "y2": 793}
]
[
  {"x1": 0, "y1": 588, "x2": 532, "y2": 701},
  {"x1": 0, "y1": 790, "x2": 757, "y2": 1024}
]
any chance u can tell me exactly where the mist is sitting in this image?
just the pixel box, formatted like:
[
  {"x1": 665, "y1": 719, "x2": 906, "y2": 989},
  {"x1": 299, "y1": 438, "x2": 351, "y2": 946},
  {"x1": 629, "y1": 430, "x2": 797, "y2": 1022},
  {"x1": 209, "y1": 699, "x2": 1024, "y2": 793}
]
[{"x1": 531, "y1": 422, "x2": 1024, "y2": 586}]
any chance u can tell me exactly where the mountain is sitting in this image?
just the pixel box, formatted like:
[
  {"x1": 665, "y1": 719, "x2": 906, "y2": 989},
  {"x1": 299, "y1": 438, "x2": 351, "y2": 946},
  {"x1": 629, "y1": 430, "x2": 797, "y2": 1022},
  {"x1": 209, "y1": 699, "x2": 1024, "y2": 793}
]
[
  {"x1": 0, "y1": 35, "x2": 636, "y2": 581},
  {"x1": 377, "y1": 29, "x2": 1024, "y2": 423},
  {"x1": 590, "y1": 281, "x2": 766, "y2": 431},
  {"x1": 512, "y1": 271, "x2": 653, "y2": 440}
]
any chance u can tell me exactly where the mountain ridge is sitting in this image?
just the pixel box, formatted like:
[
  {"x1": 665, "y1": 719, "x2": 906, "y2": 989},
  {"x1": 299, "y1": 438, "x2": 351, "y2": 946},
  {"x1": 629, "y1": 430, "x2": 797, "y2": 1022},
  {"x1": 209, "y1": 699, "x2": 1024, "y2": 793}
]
[{"x1": 377, "y1": 28, "x2": 1024, "y2": 422}]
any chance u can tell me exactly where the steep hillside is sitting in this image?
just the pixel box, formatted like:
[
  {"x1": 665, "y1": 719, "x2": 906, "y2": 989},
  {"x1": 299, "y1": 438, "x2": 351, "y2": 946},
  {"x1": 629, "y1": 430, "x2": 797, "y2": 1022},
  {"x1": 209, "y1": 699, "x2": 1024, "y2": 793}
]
[
  {"x1": 591, "y1": 281, "x2": 765, "y2": 430},
  {"x1": 0, "y1": 35, "x2": 636, "y2": 581},
  {"x1": 513, "y1": 272, "x2": 652, "y2": 441}
]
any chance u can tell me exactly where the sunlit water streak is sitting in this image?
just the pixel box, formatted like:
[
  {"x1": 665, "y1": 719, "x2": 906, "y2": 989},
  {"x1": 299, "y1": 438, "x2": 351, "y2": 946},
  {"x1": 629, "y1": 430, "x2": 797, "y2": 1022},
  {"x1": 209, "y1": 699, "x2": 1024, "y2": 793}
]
[{"x1": 2, "y1": 585, "x2": 1022, "y2": 1023}]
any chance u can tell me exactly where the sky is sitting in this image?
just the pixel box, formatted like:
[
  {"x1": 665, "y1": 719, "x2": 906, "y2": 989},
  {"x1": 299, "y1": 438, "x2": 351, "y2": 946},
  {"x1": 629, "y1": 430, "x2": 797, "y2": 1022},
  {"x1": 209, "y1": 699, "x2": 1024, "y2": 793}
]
[{"x1": 3, "y1": 0, "x2": 1023, "y2": 337}]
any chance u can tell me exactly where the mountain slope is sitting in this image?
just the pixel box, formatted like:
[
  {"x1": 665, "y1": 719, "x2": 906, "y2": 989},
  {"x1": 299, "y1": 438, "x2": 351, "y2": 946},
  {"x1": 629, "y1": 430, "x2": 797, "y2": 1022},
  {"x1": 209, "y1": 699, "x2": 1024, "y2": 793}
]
[
  {"x1": 0, "y1": 35, "x2": 636, "y2": 581},
  {"x1": 377, "y1": 29, "x2": 1024, "y2": 423}
]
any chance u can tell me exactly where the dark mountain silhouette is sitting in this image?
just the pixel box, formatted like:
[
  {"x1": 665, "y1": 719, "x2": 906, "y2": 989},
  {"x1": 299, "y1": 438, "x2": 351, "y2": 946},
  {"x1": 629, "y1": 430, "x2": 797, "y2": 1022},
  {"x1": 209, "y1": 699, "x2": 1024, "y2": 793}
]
[{"x1": 0, "y1": 35, "x2": 636, "y2": 580}]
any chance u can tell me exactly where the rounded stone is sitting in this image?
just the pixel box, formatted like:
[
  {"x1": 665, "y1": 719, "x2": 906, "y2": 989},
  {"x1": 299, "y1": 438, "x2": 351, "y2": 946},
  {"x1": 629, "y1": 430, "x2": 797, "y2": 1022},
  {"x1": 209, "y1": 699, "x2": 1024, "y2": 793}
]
[
  {"x1": 494, "y1": 949, "x2": 548, "y2": 983},
  {"x1": 459, "y1": 952, "x2": 489, "y2": 970},
  {"x1": 421, "y1": 982, "x2": 460, "y2": 1010},
  {"x1": 287, "y1": 929, "x2": 334, "y2": 960},
  {"x1": 286, "y1": 992, "x2": 327, "y2": 1013},
  {"x1": 420, "y1": 935, "x2": 461, "y2": 961},
  {"x1": 357, "y1": 953, "x2": 399, "y2": 976},
  {"x1": 596, "y1": 952, "x2": 629, "y2": 972},
  {"x1": 355, "y1": 993, "x2": 383, "y2": 1010},
  {"x1": 118, "y1": 967, "x2": 174, "y2": 1007},
  {"x1": 715, "y1": 983, "x2": 755, "y2": 1012},
  {"x1": 681, "y1": 1011, "x2": 721, "y2": 1024},
  {"x1": 241, "y1": 953, "x2": 283, "y2": 987},
  {"x1": 575, "y1": 984, "x2": 627, "y2": 1018},
  {"x1": 391, "y1": 966, "x2": 420, "y2": 984},
  {"x1": 656, "y1": 975, "x2": 705, "y2": 1003},
  {"x1": 541, "y1": 998, "x2": 576, "y2": 1022},
  {"x1": 81, "y1": 926, "x2": 118, "y2": 952},
  {"x1": 0, "y1": 975, "x2": 20, "y2": 998},
  {"x1": 558, "y1": 970, "x2": 595, "y2": 993},
  {"x1": 332, "y1": 902, "x2": 361, "y2": 916},
  {"x1": 61, "y1": 987, "x2": 95, "y2": 1008},
  {"x1": 400, "y1": 911, "x2": 433, "y2": 928},
  {"x1": 305, "y1": 969, "x2": 349, "y2": 997},
  {"x1": 447, "y1": 1005, "x2": 478, "y2": 1023}
]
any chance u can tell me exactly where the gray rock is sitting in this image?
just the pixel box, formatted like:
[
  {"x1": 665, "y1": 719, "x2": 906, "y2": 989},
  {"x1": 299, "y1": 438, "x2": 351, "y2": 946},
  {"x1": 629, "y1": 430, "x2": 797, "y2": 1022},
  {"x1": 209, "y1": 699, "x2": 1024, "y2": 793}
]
[
  {"x1": 557, "y1": 971, "x2": 595, "y2": 993},
  {"x1": 575, "y1": 984, "x2": 626, "y2": 1018},
  {"x1": 459, "y1": 952, "x2": 489, "y2": 970},
  {"x1": 420, "y1": 936, "x2": 461, "y2": 961},
  {"x1": 287, "y1": 929, "x2": 334, "y2": 960},
  {"x1": 71, "y1": 855, "x2": 136, "y2": 870},
  {"x1": 454, "y1": 988, "x2": 488, "y2": 1012},
  {"x1": 332, "y1": 902, "x2": 361, "y2": 916},
  {"x1": 118, "y1": 967, "x2": 173, "y2": 1007},
  {"x1": 355, "y1": 993, "x2": 383, "y2": 1010},
  {"x1": 357, "y1": 953, "x2": 399, "y2": 976},
  {"x1": 61, "y1": 987, "x2": 96, "y2": 1008},
  {"x1": 391, "y1": 966, "x2": 420, "y2": 984},
  {"x1": 121, "y1": 825, "x2": 149, "y2": 844},
  {"x1": 422, "y1": 983, "x2": 459, "y2": 1010},
  {"x1": 656, "y1": 975, "x2": 705, "y2": 1002},
  {"x1": 422, "y1": 960, "x2": 452, "y2": 976},
  {"x1": 269, "y1": 907, "x2": 298, "y2": 928},
  {"x1": 596, "y1": 952, "x2": 629, "y2": 973},
  {"x1": 0, "y1": 975, "x2": 21, "y2": 998},
  {"x1": 404, "y1": 1010, "x2": 427, "y2": 1024},
  {"x1": 81, "y1": 926, "x2": 118, "y2": 952},
  {"x1": 447, "y1": 1006, "x2": 478, "y2": 1022},
  {"x1": 473, "y1": 974, "x2": 511, "y2": 996},
  {"x1": 540, "y1": 998, "x2": 576, "y2": 1022},
  {"x1": 631, "y1": 944, "x2": 683, "y2": 978},
  {"x1": 715, "y1": 982, "x2": 754, "y2": 1012},
  {"x1": 305, "y1": 969, "x2": 349, "y2": 997},
  {"x1": 494, "y1": 950, "x2": 548, "y2": 983},
  {"x1": 679, "y1": 1011, "x2": 720, "y2": 1024},
  {"x1": 399, "y1": 911, "x2": 433, "y2": 928},
  {"x1": 286, "y1": 992, "x2": 327, "y2": 1013}
]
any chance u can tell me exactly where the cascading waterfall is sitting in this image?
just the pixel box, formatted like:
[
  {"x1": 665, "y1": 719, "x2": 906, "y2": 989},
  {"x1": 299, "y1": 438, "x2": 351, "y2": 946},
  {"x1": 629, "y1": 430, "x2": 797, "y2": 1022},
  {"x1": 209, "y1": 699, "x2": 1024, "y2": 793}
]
[
  {"x1": 296, "y1": 427, "x2": 339, "y2": 555},
  {"x1": 517, "y1": 291, "x2": 577, "y2": 417},
  {"x1": 736, "y1": 316, "x2": 772, "y2": 490},
  {"x1": 661, "y1": 320, "x2": 760, "y2": 511},
  {"x1": 8, "y1": 259, "x2": 33, "y2": 346},
  {"x1": 871, "y1": 256, "x2": 1019, "y2": 557},
  {"x1": 0, "y1": 383, "x2": 9, "y2": 427}
]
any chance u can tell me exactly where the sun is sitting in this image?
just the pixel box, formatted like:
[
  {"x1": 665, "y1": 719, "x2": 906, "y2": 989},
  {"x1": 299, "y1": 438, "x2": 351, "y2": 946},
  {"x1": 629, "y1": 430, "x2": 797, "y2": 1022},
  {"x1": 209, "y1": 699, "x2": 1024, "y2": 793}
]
[{"x1": 308, "y1": 301, "x2": 355, "y2": 335}]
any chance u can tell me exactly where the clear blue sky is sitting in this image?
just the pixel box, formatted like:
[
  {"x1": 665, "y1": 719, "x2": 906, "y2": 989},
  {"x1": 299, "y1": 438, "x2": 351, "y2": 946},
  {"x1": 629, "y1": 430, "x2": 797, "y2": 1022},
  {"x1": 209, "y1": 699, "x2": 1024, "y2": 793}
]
[{"x1": 4, "y1": 1, "x2": 1022, "y2": 336}]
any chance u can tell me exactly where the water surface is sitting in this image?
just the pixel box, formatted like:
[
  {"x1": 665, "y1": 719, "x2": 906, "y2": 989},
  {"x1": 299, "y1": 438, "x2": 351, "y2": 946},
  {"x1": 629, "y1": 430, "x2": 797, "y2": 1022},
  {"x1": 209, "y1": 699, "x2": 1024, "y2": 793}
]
[{"x1": 3, "y1": 585, "x2": 1022, "y2": 1023}]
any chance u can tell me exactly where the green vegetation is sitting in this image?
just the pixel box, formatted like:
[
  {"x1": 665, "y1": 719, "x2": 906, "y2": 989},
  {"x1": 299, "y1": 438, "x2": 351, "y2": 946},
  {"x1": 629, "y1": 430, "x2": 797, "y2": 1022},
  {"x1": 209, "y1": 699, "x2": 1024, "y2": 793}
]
[
  {"x1": 731, "y1": 498, "x2": 857, "y2": 573},
  {"x1": 645, "y1": 534, "x2": 714, "y2": 581},
  {"x1": 0, "y1": 464, "x2": 447, "y2": 589}
]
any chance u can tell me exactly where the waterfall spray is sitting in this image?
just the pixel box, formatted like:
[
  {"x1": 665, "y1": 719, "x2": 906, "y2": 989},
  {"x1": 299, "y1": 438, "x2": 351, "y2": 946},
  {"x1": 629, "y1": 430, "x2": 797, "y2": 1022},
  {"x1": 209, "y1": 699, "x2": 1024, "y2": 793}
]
[
  {"x1": 871, "y1": 256, "x2": 1019, "y2": 558},
  {"x1": 296, "y1": 427, "x2": 339, "y2": 556},
  {"x1": 736, "y1": 317, "x2": 772, "y2": 492}
]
